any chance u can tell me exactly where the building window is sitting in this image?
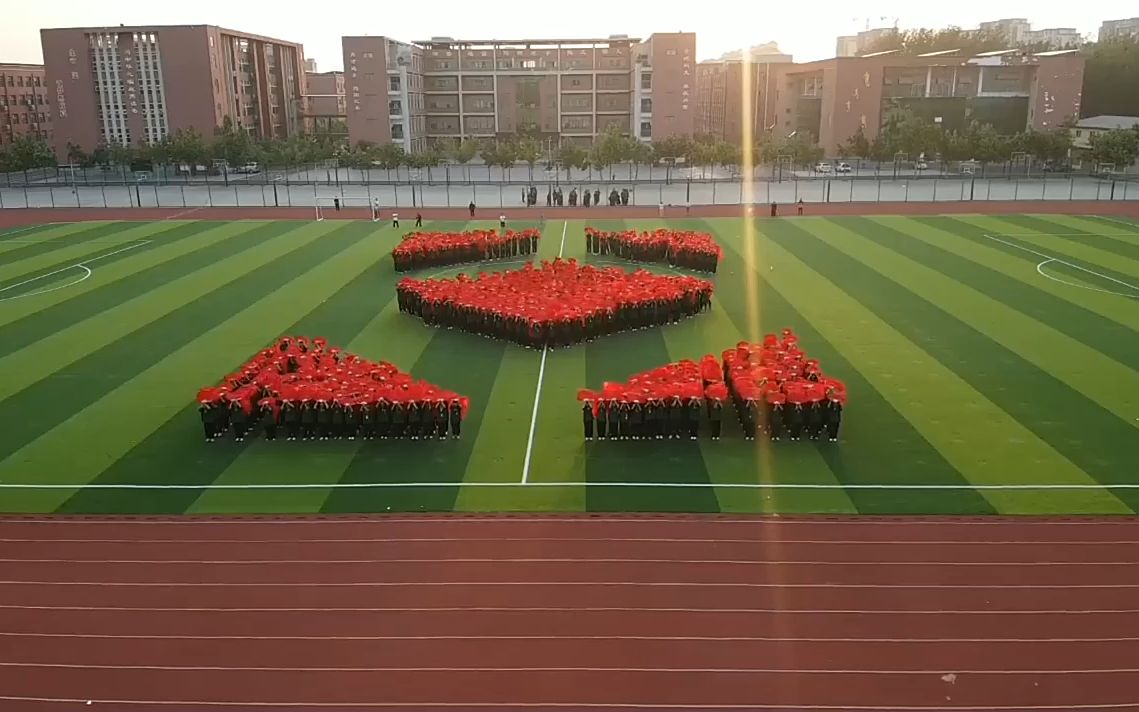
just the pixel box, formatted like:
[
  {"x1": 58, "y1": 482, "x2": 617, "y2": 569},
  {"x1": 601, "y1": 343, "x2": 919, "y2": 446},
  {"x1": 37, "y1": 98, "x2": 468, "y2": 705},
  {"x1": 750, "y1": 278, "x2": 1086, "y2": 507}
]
[
  {"x1": 522, "y1": 60, "x2": 537, "y2": 69},
  {"x1": 640, "y1": 122, "x2": 651, "y2": 138},
  {"x1": 391, "y1": 123, "x2": 404, "y2": 139},
  {"x1": 641, "y1": 73, "x2": 652, "y2": 90},
  {"x1": 389, "y1": 100, "x2": 402, "y2": 115},
  {"x1": 641, "y1": 98, "x2": 652, "y2": 113},
  {"x1": 1074, "y1": 130, "x2": 1082, "y2": 137}
]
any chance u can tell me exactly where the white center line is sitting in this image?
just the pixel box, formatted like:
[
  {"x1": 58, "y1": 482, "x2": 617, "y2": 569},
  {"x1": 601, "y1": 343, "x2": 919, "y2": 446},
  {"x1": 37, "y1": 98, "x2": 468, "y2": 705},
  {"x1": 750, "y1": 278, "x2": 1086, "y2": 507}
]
[{"x1": 521, "y1": 219, "x2": 567, "y2": 484}]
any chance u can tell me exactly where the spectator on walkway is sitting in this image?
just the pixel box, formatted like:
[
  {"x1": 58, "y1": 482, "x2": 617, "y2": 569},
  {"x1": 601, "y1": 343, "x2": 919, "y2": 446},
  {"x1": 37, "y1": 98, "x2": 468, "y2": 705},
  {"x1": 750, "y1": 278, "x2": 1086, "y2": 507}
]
[{"x1": 797, "y1": 199, "x2": 804, "y2": 216}]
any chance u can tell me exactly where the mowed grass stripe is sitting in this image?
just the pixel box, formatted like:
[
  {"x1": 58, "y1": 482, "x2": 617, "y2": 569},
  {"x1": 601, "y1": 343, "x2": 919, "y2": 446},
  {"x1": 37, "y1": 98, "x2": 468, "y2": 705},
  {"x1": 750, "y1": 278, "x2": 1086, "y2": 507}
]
[
  {"x1": 192, "y1": 220, "x2": 469, "y2": 514},
  {"x1": 1005, "y1": 215, "x2": 1139, "y2": 264},
  {"x1": 0, "y1": 221, "x2": 332, "y2": 420},
  {"x1": 806, "y1": 218, "x2": 1139, "y2": 509},
  {"x1": 0, "y1": 222, "x2": 274, "y2": 330},
  {"x1": 0, "y1": 221, "x2": 205, "y2": 293},
  {"x1": 959, "y1": 215, "x2": 1139, "y2": 283},
  {"x1": 677, "y1": 218, "x2": 858, "y2": 514},
  {"x1": 0, "y1": 221, "x2": 385, "y2": 514},
  {"x1": 833, "y1": 217, "x2": 1139, "y2": 428},
  {"x1": 0, "y1": 222, "x2": 165, "y2": 284},
  {"x1": 758, "y1": 219, "x2": 1127, "y2": 514},
  {"x1": 459, "y1": 218, "x2": 580, "y2": 512},
  {"x1": 0, "y1": 222, "x2": 127, "y2": 260},
  {"x1": 584, "y1": 314, "x2": 719, "y2": 513},
  {"x1": 0, "y1": 222, "x2": 279, "y2": 357},
  {"x1": 66, "y1": 222, "x2": 401, "y2": 514},
  {"x1": 905, "y1": 217, "x2": 1139, "y2": 333},
  {"x1": 321, "y1": 329, "x2": 508, "y2": 514},
  {"x1": 0, "y1": 221, "x2": 353, "y2": 472},
  {"x1": 323, "y1": 220, "x2": 520, "y2": 513},
  {"x1": 710, "y1": 219, "x2": 986, "y2": 514}
]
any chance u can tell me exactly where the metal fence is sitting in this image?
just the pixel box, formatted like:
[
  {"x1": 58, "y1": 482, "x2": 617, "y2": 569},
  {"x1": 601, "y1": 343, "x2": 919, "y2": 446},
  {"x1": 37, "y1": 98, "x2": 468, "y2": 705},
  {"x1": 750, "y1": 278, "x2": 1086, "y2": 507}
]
[
  {"x1": 1, "y1": 175, "x2": 1136, "y2": 210},
  {"x1": 3, "y1": 159, "x2": 1134, "y2": 188}
]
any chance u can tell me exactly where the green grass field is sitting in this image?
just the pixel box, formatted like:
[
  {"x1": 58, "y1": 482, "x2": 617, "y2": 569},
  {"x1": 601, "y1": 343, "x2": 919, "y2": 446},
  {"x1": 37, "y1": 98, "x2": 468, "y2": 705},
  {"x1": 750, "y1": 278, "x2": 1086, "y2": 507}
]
[{"x1": 1, "y1": 212, "x2": 1137, "y2": 515}]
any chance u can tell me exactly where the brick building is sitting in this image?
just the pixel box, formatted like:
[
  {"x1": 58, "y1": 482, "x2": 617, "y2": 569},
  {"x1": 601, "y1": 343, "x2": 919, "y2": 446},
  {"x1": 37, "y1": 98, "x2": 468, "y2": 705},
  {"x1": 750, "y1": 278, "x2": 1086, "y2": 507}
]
[
  {"x1": 0, "y1": 63, "x2": 51, "y2": 148},
  {"x1": 342, "y1": 32, "x2": 695, "y2": 150},
  {"x1": 303, "y1": 70, "x2": 347, "y2": 138},
  {"x1": 41, "y1": 24, "x2": 305, "y2": 156}
]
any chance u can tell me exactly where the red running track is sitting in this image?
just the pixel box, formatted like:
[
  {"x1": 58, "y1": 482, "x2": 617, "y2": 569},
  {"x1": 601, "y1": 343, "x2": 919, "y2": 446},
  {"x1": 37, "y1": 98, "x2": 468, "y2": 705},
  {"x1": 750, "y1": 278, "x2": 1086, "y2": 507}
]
[{"x1": 3, "y1": 515, "x2": 1139, "y2": 710}]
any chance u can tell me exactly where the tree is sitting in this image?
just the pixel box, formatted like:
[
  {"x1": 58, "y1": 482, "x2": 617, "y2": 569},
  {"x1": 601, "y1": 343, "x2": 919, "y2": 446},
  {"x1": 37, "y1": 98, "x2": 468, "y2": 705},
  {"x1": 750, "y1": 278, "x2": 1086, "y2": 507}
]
[
  {"x1": 213, "y1": 116, "x2": 258, "y2": 167},
  {"x1": 166, "y1": 129, "x2": 209, "y2": 173},
  {"x1": 1088, "y1": 127, "x2": 1139, "y2": 168},
  {"x1": 1019, "y1": 128, "x2": 1073, "y2": 163},
  {"x1": 372, "y1": 142, "x2": 406, "y2": 173},
  {"x1": 862, "y1": 26, "x2": 1051, "y2": 57},
  {"x1": 65, "y1": 142, "x2": 93, "y2": 167},
  {"x1": 514, "y1": 137, "x2": 541, "y2": 180},
  {"x1": 651, "y1": 135, "x2": 693, "y2": 162},
  {"x1": 590, "y1": 127, "x2": 636, "y2": 179},
  {"x1": 840, "y1": 127, "x2": 872, "y2": 159},
  {"x1": 557, "y1": 143, "x2": 589, "y2": 180},
  {"x1": 0, "y1": 135, "x2": 55, "y2": 174},
  {"x1": 1081, "y1": 38, "x2": 1139, "y2": 118}
]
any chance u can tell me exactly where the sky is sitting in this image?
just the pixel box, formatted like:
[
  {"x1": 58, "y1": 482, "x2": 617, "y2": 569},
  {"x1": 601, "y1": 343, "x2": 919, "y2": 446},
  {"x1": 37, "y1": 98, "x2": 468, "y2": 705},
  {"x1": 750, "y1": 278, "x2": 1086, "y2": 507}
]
[{"x1": 4, "y1": 0, "x2": 1136, "y2": 69}]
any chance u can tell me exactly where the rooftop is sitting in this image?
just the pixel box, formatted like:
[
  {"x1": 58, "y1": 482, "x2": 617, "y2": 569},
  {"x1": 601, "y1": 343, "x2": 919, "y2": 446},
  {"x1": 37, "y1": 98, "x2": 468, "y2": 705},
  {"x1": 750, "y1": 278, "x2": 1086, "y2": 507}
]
[{"x1": 1075, "y1": 115, "x2": 1139, "y2": 130}]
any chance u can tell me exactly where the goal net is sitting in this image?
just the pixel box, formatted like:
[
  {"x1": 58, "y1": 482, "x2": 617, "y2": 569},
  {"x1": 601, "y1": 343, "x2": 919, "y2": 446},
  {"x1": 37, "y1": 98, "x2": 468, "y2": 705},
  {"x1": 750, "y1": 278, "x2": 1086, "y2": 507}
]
[{"x1": 314, "y1": 197, "x2": 383, "y2": 222}]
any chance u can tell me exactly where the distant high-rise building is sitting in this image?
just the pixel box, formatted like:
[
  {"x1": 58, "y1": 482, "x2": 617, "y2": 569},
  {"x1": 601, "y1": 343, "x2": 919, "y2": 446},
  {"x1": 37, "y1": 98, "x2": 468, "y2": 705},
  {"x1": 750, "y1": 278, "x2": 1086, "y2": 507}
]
[
  {"x1": 1099, "y1": 18, "x2": 1139, "y2": 41},
  {"x1": 0, "y1": 63, "x2": 52, "y2": 148},
  {"x1": 835, "y1": 28, "x2": 897, "y2": 57},
  {"x1": 978, "y1": 18, "x2": 1032, "y2": 44},
  {"x1": 342, "y1": 36, "x2": 425, "y2": 153},
  {"x1": 41, "y1": 24, "x2": 305, "y2": 157},
  {"x1": 304, "y1": 58, "x2": 318, "y2": 72},
  {"x1": 1025, "y1": 28, "x2": 1083, "y2": 48}
]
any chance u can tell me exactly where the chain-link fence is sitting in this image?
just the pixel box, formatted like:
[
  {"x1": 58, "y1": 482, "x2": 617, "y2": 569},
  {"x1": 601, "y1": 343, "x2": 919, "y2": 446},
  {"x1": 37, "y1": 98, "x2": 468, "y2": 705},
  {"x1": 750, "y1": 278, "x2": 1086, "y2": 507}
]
[{"x1": 2, "y1": 174, "x2": 1136, "y2": 210}]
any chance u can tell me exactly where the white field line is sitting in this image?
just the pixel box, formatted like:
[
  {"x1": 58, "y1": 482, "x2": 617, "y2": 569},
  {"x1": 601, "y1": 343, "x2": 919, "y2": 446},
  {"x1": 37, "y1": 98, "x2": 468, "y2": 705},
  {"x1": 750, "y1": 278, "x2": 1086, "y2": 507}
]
[
  {"x1": 2, "y1": 631, "x2": 1136, "y2": 643},
  {"x1": 520, "y1": 219, "x2": 567, "y2": 484},
  {"x1": 1036, "y1": 259, "x2": 1139, "y2": 299},
  {"x1": 0, "y1": 239, "x2": 151, "y2": 298},
  {"x1": 2, "y1": 604, "x2": 1137, "y2": 615},
  {"x1": 0, "y1": 265, "x2": 91, "y2": 303},
  {"x1": 1, "y1": 662, "x2": 1138, "y2": 675},
  {"x1": 6, "y1": 536, "x2": 1139, "y2": 545},
  {"x1": 4, "y1": 556, "x2": 1139, "y2": 567},
  {"x1": 5, "y1": 480, "x2": 1139, "y2": 490},
  {"x1": 1096, "y1": 216, "x2": 1139, "y2": 232},
  {"x1": 981, "y1": 232, "x2": 1139, "y2": 293},
  {"x1": 1, "y1": 516, "x2": 1135, "y2": 526},
  {"x1": 2, "y1": 698, "x2": 1138, "y2": 711},
  {"x1": 2, "y1": 580, "x2": 1139, "y2": 589}
]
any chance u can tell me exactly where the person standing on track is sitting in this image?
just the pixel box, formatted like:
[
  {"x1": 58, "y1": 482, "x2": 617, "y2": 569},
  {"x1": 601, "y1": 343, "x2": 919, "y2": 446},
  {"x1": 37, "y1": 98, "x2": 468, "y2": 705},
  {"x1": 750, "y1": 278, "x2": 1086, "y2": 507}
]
[
  {"x1": 797, "y1": 199, "x2": 804, "y2": 216},
  {"x1": 415, "y1": 213, "x2": 423, "y2": 228},
  {"x1": 392, "y1": 212, "x2": 400, "y2": 229}
]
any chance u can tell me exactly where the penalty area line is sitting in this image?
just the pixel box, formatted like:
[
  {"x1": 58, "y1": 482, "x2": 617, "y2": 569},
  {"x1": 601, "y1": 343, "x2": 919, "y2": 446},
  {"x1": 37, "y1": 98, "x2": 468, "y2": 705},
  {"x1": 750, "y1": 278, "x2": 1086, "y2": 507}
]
[
  {"x1": 6, "y1": 481, "x2": 1139, "y2": 490},
  {"x1": 520, "y1": 219, "x2": 568, "y2": 484}
]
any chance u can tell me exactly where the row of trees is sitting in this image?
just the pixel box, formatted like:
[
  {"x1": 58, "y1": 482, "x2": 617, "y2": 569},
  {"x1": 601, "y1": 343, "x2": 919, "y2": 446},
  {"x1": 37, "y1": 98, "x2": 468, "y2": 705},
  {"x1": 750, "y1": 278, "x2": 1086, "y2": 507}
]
[
  {"x1": 837, "y1": 109, "x2": 1139, "y2": 168},
  {"x1": 4, "y1": 114, "x2": 1135, "y2": 177}
]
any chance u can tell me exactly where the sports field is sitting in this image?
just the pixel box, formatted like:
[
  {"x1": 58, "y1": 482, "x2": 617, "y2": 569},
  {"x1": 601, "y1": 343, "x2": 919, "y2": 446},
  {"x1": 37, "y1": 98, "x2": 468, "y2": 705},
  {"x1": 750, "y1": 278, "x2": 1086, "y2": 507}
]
[{"x1": 0, "y1": 212, "x2": 1137, "y2": 515}]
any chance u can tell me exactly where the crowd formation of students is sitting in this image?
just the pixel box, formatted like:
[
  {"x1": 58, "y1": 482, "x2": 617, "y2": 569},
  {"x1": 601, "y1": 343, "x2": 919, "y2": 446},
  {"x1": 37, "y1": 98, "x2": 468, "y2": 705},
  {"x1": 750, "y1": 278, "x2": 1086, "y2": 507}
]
[
  {"x1": 392, "y1": 229, "x2": 541, "y2": 272},
  {"x1": 575, "y1": 331, "x2": 847, "y2": 442},
  {"x1": 397, "y1": 258, "x2": 714, "y2": 348},
  {"x1": 195, "y1": 336, "x2": 468, "y2": 443},
  {"x1": 723, "y1": 330, "x2": 847, "y2": 442},
  {"x1": 585, "y1": 228, "x2": 722, "y2": 273}
]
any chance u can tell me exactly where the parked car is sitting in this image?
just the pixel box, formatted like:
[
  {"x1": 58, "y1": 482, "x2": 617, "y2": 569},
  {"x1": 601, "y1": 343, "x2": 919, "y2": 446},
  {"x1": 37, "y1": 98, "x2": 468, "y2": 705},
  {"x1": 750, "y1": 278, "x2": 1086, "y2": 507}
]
[
  {"x1": 233, "y1": 162, "x2": 261, "y2": 174},
  {"x1": 836, "y1": 162, "x2": 853, "y2": 174},
  {"x1": 814, "y1": 162, "x2": 833, "y2": 173}
]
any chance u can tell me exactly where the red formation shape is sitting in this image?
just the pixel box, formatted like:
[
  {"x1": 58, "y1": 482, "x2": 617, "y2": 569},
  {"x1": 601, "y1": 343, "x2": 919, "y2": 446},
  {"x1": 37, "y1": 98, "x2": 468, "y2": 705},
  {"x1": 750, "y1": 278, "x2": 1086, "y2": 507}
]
[
  {"x1": 397, "y1": 258, "x2": 714, "y2": 348},
  {"x1": 574, "y1": 330, "x2": 848, "y2": 443},
  {"x1": 392, "y1": 229, "x2": 541, "y2": 272},
  {"x1": 575, "y1": 358, "x2": 730, "y2": 440},
  {"x1": 194, "y1": 336, "x2": 469, "y2": 443},
  {"x1": 584, "y1": 227, "x2": 722, "y2": 273},
  {"x1": 723, "y1": 329, "x2": 847, "y2": 442}
]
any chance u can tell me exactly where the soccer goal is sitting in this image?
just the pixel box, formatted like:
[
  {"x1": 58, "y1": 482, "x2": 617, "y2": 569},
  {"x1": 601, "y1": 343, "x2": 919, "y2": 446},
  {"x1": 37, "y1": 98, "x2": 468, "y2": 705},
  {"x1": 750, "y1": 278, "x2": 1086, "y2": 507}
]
[{"x1": 314, "y1": 197, "x2": 383, "y2": 222}]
